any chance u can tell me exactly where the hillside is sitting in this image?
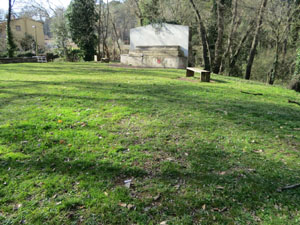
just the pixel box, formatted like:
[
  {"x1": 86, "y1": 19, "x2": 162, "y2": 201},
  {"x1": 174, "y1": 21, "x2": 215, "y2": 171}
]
[{"x1": 0, "y1": 62, "x2": 300, "y2": 224}]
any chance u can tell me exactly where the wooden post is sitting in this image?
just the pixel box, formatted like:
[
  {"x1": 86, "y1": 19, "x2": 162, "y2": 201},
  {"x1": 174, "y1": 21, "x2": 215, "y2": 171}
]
[
  {"x1": 186, "y1": 69, "x2": 194, "y2": 77},
  {"x1": 201, "y1": 71, "x2": 211, "y2": 82}
]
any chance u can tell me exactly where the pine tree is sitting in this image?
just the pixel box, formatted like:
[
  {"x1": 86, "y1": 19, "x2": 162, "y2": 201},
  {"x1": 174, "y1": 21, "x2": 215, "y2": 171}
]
[{"x1": 67, "y1": 0, "x2": 97, "y2": 61}]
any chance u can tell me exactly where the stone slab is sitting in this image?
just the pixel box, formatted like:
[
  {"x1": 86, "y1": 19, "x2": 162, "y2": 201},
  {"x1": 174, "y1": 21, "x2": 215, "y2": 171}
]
[{"x1": 130, "y1": 24, "x2": 189, "y2": 58}]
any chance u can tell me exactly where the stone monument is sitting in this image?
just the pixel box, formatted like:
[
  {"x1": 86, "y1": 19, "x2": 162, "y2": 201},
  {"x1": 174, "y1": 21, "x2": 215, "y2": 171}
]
[{"x1": 121, "y1": 23, "x2": 189, "y2": 69}]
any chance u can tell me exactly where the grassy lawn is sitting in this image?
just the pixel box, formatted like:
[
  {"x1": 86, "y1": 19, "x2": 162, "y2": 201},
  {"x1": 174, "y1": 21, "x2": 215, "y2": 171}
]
[{"x1": 0, "y1": 62, "x2": 300, "y2": 224}]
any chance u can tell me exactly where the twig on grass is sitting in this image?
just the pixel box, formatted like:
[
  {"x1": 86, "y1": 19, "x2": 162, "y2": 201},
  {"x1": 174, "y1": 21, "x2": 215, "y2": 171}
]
[
  {"x1": 277, "y1": 183, "x2": 300, "y2": 192},
  {"x1": 241, "y1": 91, "x2": 263, "y2": 96},
  {"x1": 288, "y1": 100, "x2": 300, "y2": 106}
]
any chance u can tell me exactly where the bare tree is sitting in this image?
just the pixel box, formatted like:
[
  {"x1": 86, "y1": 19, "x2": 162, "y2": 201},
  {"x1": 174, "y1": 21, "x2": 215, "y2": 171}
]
[
  {"x1": 95, "y1": 0, "x2": 110, "y2": 59},
  {"x1": 189, "y1": 0, "x2": 211, "y2": 70},
  {"x1": 212, "y1": 0, "x2": 225, "y2": 74},
  {"x1": 267, "y1": 0, "x2": 300, "y2": 84},
  {"x1": 220, "y1": 0, "x2": 238, "y2": 72},
  {"x1": 245, "y1": 0, "x2": 268, "y2": 80}
]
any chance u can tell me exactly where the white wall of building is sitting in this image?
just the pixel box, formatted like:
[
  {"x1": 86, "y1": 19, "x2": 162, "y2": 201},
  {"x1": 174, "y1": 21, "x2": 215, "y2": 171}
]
[{"x1": 130, "y1": 23, "x2": 189, "y2": 58}]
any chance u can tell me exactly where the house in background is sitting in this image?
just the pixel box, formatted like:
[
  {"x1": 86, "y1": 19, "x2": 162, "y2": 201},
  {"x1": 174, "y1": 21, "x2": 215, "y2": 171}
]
[{"x1": 0, "y1": 17, "x2": 45, "y2": 52}]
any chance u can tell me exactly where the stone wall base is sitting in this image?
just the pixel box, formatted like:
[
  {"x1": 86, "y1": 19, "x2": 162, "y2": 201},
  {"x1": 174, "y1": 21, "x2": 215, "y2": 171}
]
[{"x1": 121, "y1": 54, "x2": 187, "y2": 69}]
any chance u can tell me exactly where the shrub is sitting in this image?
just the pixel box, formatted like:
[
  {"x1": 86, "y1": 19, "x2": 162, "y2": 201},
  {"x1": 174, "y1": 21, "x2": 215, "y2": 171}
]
[
  {"x1": 16, "y1": 52, "x2": 35, "y2": 58},
  {"x1": 0, "y1": 52, "x2": 8, "y2": 58},
  {"x1": 66, "y1": 49, "x2": 84, "y2": 62},
  {"x1": 46, "y1": 53, "x2": 59, "y2": 62},
  {"x1": 20, "y1": 34, "x2": 35, "y2": 52},
  {"x1": 290, "y1": 49, "x2": 300, "y2": 92},
  {"x1": 290, "y1": 78, "x2": 300, "y2": 92},
  {"x1": 53, "y1": 57, "x2": 66, "y2": 62}
]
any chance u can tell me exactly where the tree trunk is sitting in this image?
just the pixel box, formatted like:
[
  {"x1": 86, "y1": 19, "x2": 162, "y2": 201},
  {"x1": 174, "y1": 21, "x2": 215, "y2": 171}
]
[
  {"x1": 189, "y1": 0, "x2": 211, "y2": 71},
  {"x1": 133, "y1": 0, "x2": 144, "y2": 26},
  {"x1": 229, "y1": 22, "x2": 254, "y2": 73},
  {"x1": 97, "y1": 2, "x2": 102, "y2": 59},
  {"x1": 268, "y1": 36, "x2": 280, "y2": 85},
  {"x1": 220, "y1": 0, "x2": 238, "y2": 72},
  {"x1": 7, "y1": 0, "x2": 16, "y2": 58},
  {"x1": 101, "y1": 0, "x2": 110, "y2": 59},
  {"x1": 245, "y1": 0, "x2": 268, "y2": 80},
  {"x1": 213, "y1": 0, "x2": 225, "y2": 74},
  {"x1": 111, "y1": 17, "x2": 122, "y2": 55},
  {"x1": 281, "y1": 3, "x2": 292, "y2": 66}
]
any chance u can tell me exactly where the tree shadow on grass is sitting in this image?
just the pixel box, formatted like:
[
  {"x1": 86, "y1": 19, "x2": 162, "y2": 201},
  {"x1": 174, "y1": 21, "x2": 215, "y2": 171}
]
[
  {"x1": 0, "y1": 79, "x2": 299, "y2": 145},
  {"x1": 0, "y1": 64, "x2": 185, "y2": 79},
  {"x1": 1, "y1": 130, "x2": 300, "y2": 223},
  {"x1": 0, "y1": 75, "x2": 300, "y2": 223}
]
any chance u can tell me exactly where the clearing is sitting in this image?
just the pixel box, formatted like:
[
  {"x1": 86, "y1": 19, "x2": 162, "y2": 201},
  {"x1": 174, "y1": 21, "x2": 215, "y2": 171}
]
[{"x1": 0, "y1": 62, "x2": 300, "y2": 224}]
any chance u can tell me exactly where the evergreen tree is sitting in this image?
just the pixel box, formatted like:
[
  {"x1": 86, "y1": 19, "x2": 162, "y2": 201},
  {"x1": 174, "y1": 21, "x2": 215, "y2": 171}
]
[{"x1": 67, "y1": 0, "x2": 97, "y2": 61}]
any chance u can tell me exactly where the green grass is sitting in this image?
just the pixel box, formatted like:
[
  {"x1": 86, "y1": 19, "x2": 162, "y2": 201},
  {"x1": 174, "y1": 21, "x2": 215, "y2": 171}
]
[{"x1": 0, "y1": 62, "x2": 299, "y2": 224}]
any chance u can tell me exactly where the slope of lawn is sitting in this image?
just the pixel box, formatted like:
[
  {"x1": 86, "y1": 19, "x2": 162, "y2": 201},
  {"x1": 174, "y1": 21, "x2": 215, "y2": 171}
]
[{"x1": 0, "y1": 62, "x2": 300, "y2": 224}]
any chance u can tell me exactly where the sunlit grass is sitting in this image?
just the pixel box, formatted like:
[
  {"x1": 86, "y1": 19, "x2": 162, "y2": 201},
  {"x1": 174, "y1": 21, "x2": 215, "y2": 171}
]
[{"x1": 0, "y1": 62, "x2": 300, "y2": 224}]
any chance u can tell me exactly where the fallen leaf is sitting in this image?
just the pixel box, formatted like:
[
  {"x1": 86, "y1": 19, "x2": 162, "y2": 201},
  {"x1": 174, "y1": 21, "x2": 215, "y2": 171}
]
[
  {"x1": 124, "y1": 179, "x2": 132, "y2": 188},
  {"x1": 118, "y1": 203, "x2": 127, "y2": 207},
  {"x1": 174, "y1": 184, "x2": 180, "y2": 190},
  {"x1": 202, "y1": 204, "x2": 206, "y2": 210},
  {"x1": 127, "y1": 204, "x2": 135, "y2": 210},
  {"x1": 153, "y1": 193, "x2": 161, "y2": 201},
  {"x1": 160, "y1": 221, "x2": 168, "y2": 225},
  {"x1": 220, "y1": 207, "x2": 228, "y2": 212},
  {"x1": 59, "y1": 140, "x2": 65, "y2": 144},
  {"x1": 144, "y1": 207, "x2": 151, "y2": 212},
  {"x1": 216, "y1": 186, "x2": 225, "y2": 190},
  {"x1": 253, "y1": 149, "x2": 263, "y2": 153},
  {"x1": 166, "y1": 157, "x2": 174, "y2": 161},
  {"x1": 213, "y1": 207, "x2": 228, "y2": 212}
]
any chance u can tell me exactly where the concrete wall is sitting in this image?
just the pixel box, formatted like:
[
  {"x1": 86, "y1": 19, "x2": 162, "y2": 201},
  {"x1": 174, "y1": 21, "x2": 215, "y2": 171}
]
[
  {"x1": 130, "y1": 23, "x2": 189, "y2": 58},
  {"x1": 121, "y1": 54, "x2": 187, "y2": 69},
  {"x1": 0, "y1": 57, "x2": 37, "y2": 64}
]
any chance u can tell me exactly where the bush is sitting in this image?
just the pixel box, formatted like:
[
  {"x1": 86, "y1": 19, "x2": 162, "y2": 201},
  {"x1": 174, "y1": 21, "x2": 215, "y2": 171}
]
[
  {"x1": 289, "y1": 78, "x2": 300, "y2": 92},
  {"x1": 16, "y1": 52, "x2": 35, "y2": 58},
  {"x1": 66, "y1": 49, "x2": 84, "y2": 62},
  {"x1": 46, "y1": 53, "x2": 59, "y2": 62},
  {"x1": 53, "y1": 57, "x2": 66, "y2": 62},
  {"x1": 0, "y1": 52, "x2": 8, "y2": 58},
  {"x1": 20, "y1": 34, "x2": 35, "y2": 52},
  {"x1": 290, "y1": 49, "x2": 300, "y2": 92}
]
